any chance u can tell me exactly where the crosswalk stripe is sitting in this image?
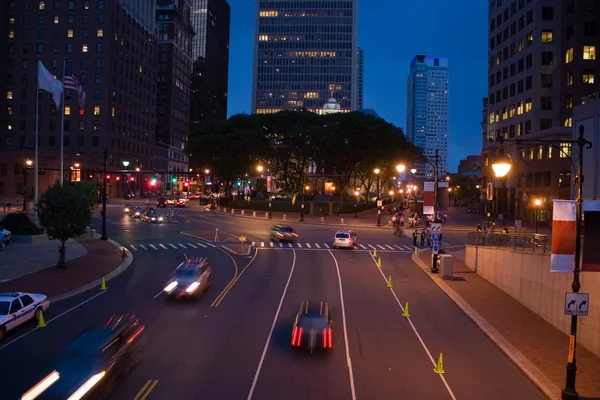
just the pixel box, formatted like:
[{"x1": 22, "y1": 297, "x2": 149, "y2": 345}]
[
  {"x1": 288, "y1": 243, "x2": 293, "y2": 248},
  {"x1": 196, "y1": 242, "x2": 207, "y2": 248},
  {"x1": 403, "y1": 245, "x2": 413, "y2": 250},
  {"x1": 149, "y1": 244, "x2": 158, "y2": 250},
  {"x1": 130, "y1": 245, "x2": 138, "y2": 251},
  {"x1": 359, "y1": 244, "x2": 367, "y2": 249},
  {"x1": 252, "y1": 242, "x2": 256, "y2": 247},
  {"x1": 306, "y1": 243, "x2": 311, "y2": 248},
  {"x1": 324, "y1": 243, "x2": 330, "y2": 248},
  {"x1": 140, "y1": 244, "x2": 147, "y2": 250},
  {"x1": 368, "y1": 245, "x2": 376, "y2": 249},
  {"x1": 261, "y1": 242, "x2": 265, "y2": 248},
  {"x1": 297, "y1": 243, "x2": 302, "y2": 248},
  {"x1": 376, "y1": 245, "x2": 385, "y2": 250},
  {"x1": 169, "y1": 244, "x2": 178, "y2": 249},
  {"x1": 394, "y1": 245, "x2": 403, "y2": 250},
  {"x1": 207, "y1": 243, "x2": 217, "y2": 248},
  {"x1": 159, "y1": 244, "x2": 168, "y2": 249},
  {"x1": 279, "y1": 243, "x2": 283, "y2": 248},
  {"x1": 179, "y1": 243, "x2": 187, "y2": 248},
  {"x1": 270, "y1": 242, "x2": 274, "y2": 247},
  {"x1": 187, "y1": 243, "x2": 197, "y2": 248},
  {"x1": 315, "y1": 243, "x2": 321, "y2": 248},
  {"x1": 386, "y1": 245, "x2": 394, "y2": 250}
]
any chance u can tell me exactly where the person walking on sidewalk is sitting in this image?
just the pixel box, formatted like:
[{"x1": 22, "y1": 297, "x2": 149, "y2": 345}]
[
  {"x1": 392, "y1": 214, "x2": 397, "y2": 228},
  {"x1": 412, "y1": 230, "x2": 418, "y2": 247},
  {"x1": 420, "y1": 231, "x2": 425, "y2": 247}
]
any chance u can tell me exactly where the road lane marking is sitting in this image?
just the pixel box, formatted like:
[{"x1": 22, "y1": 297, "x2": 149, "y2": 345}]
[
  {"x1": 207, "y1": 243, "x2": 217, "y2": 248},
  {"x1": 386, "y1": 245, "x2": 394, "y2": 250},
  {"x1": 130, "y1": 245, "x2": 138, "y2": 251},
  {"x1": 260, "y1": 242, "x2": 265, "y2": 247},
  {"x1": 368, "y1": 244, "x2": 376, "y2": 249},
  {"x1": 153, "y1": 290, "x2": 163, "y2": 299},
  {"x1": 278, "y1": 243, "x2": 283, "y2": 248},
  {"x1": 324, "y1": 243, "x2": 330, "y2": 248},
  {"x1": 134, "y1": 379, "x2": 159, "y2": 400},
  {"x1": 368, "y1": 253, "x2": 457, "y2": 399},
  {"x1": 0, "y1": 291, "x2": 107, "y2": 351},
  {"x1": 315, "y1": 243, "x2": 321, "y2": 248},
  {"x1": 196, "y1": 242, "x2": 207, "y2": 248},
  {"x1": 359, "y1": 244, "x2": 367, "y2": 249},
  {"x1": 270, "y1": 242, "x2": 273, "y2": 247},
  {"x1": 287, "y1": 243, "x2": 293, "y2": 248},
  {"x1": 252, "y1": 242, "x2": 256, "y2": 247},
  {"x1": 140, "y1": 244, "x2": 148, "y2": 250},
  {"x1": 247, "y1": 250, "x2": 296, "y2": 400},
  {"x1": 327, "y1": 251, "x2": 357, "y2": 400},
  {"x1": 377, "y1": 245, "x2": 385, "y2": 249},
  {"x1": 404, "y1": 245, "x2": 413, "y2": 250},
  {"x1": 187, "y1": 243, "x2": 197, "y2": 248},
  {"x1": 149, "y1": 244, "x2": 158, "y2": 250},
  {"x1": 159, "y1": 244, "x2": 168, "y2": 249},
  {"x1": 394, "y1": 245, "x2": 403, "y2": 250},
  {"x1": 212, "y1": 248, "x2": 259, "y2": 307},
  {"x1": 169, "y1": 244, "x2": 178, "y2": 249},
  {"x1": 297, "y1": 243, "x2": 302, "y2": 248},
  {"x1": 306, "y1": 243, "x2": 311, "y2": 248},
  {"x1": 178, "y1": 243, "x2": 187, "y2": 248}
]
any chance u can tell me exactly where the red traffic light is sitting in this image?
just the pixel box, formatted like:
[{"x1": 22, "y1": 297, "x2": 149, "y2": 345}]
[
  {"x1": 150, "y1": 181, "x2": 156, "y2": 186},
  {"x1": 184, "y1": 182, "x2": 189, "y2": 187},
  {"x1": 116, "y1": 176, "x2": 120, "y2": 181},
  {"x1": 106, "y1": 175, "x2": 111, "y2": 180},
  {"x1": 130, "y1": 177, "x2": 135, "y2": 181}
]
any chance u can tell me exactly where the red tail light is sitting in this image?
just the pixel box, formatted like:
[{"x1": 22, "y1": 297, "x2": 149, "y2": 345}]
[
  {"x1": 291, "y1": 326, "x2": 298, "y2": 346},
  {"x1": 291, "y1": 326, "x2": 303, "y2": 347},
  {"x1": 291, "y1": 233, "x2": 298, "y2": 237},
  {"x1": 328, "y1": 328, "x2": 332, "y2": 348},
  {"x1": 322, "y1": 329, "x2": 327, "y2": 348}
]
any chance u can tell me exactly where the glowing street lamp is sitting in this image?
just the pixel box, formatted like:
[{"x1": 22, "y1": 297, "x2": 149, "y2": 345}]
[
  {"x1": 256, "y1": 165, "x2": 264, "y2": 173},
  {"x1": 534, "y1": 198, "x2": 542, "y2": 233},
  {"x1": 410, "y1": 168, "x2": 417, "y2": 174},
  {"x1": 492, "y1": 149, "x2": 512, "y2": 178},
  {"x1": 396, "y1": 164, "x2": 405, "y2": 173}
]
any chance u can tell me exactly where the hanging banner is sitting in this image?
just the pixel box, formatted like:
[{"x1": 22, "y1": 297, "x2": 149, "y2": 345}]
[
  {"x1": 551, "y1": 200, "x2": 576, "y2": 272},
  {"x1": 583, "y1": 200, "x2": 600, "y2": 272},
  {"x1": 423, "y1": 181, "x2": 435, "y2": 215}
]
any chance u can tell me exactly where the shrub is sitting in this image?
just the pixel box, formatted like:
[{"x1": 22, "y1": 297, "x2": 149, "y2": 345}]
[{"x1": 0, "y1": 213, "x2": 45, "y2": 235}]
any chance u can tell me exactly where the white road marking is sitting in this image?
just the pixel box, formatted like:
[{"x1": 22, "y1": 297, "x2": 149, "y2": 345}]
[
  {"x1": 394, "y1": 245, "x2": 403, "y2": 250},
  {"x1": 247, "y1": 250, "x2": 297, "y2": 400},
  {"x1": 187, "y1": 243, "x2": 197, "y2": 249},
  {"x1": 327, "y1": 250, "x2": 357, "y2": 400},
  {"x1": 130, "y1": 245, "x2": 138, "y2": 251},
  {"x1": 386, "y1": 245, "x2": 394, "y2": 250},
  {"x1": 270, "y1": 242, "x2": 274, "y2": 248},
  {"x1": 278, "y1": 243, "x2": 283, "y2": 248},
  {"x1": 324, "y1": 243, "x2": 330, "y2": 248},
  {"x1": 140, "y1": 244, "x2": 148, "y2": 250},
  {"x1": 169, "y1": 244, "x2": 178, "y2": 249},
  {"x1": 377, "y1": 245, "x2": 385, "y2": 250},
  {"x1": 297, "y1": 243, "x2": 302, "y2": 248},
  {"x1": 404, "y1": 245, "x2": 413, "y2": 250},
  {"x1": 0, "y1": 291, "x2": 107, "y2": 351},
  {"x1": 252, "y1": 242, "x2": 256, "y2": 247},
  {"x1": 359, "y1": 244, "x2": 367, "y2": 249},
  {"x1": 287, "y1": 243, "x2": 293, "y2": 248},
  {"x1": 207, "y1": 243, "x2": 217, "y2": 248},
  {"x1": 260, "y1": 242, "x2": 265, "y2": 248},
  {"x1": 178, "y1": 243, "x2": 187, "y2": 249},
  {"x1": 367, "y1": 254, "x2": 457, "y2": 399},
  {"x1": 159, "y1": 244, "x2": 168, "y2": 249},
  {"x1": 196, "y1": 242, "x2": 207, "y2": 248},
  {"x1": 315, "y1": 243, "x2": 321, "y2": 248},
  {"x1": 153, "y1": 290, "x2": 164, "y2": 299},
  {"x1": 306, "y1": 243, "x2": 311, "y2": 248},
  {"x1": 368, "y1": 244, "x2": 376, "y2": 249},
  {"x1": 149, "y1": 244, "x2": 158, "y2": 250}
]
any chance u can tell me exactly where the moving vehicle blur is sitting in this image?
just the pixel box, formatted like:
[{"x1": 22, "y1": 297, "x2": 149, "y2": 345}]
[
  {"x1": 128, "y1": 207, "x2": 143, "y2": 218},
  {"x1": 156, "y1": 198, "x2": 167, "y2": 208},
  {"x1": 141, "y1": 210, "x2": 164, "y2": 223},
  {"x1": 291, "y1": 301, "x2": 333, "y2": 353},
  {"x1": 270, "y1": 225, "x2": 298, "y2": 242},
  {"x1": 0, "y1": 292, "x2": 49, "y2": 341},
  {"x1": 123, "y1": 204, "x2": 135, "y2": 213},
  {"x1": 20, "y1": 314, "x2": 145, "y2": 400},
  {"x1": 163, "y1": 257, "x2": 212, "y2": 299},
  {"x1": 333, "y1": 230, "x2": 357, "y2": 249}
]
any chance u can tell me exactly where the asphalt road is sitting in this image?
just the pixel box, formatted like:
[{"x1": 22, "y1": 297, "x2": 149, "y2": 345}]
[{"x1": 0, "y1": 205, "x2": 546, "y2": 399}]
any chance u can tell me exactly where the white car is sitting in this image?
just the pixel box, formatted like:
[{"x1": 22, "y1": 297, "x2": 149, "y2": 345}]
[
  {"x1": 0, "y1": 292, "x2": 50, "y2": 341},
  {"x1": 333, "y1": 230, "x2": 357, "y2": 249}
]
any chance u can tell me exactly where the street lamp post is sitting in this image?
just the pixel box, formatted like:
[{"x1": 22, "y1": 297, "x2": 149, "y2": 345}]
[
  {"x1": 374, "y1": 168, "x2": 381, "y2": 227},
  {"x1": 354, "y1": 190, "x2": 359, "y2": 218},
  {"x1": 534, "y1": 198, "x2": 541, "y2": 233},
  {"x1": 101, "y1": 148, "x2": 108, "y2": 241},
  {"x1": 23, "y1": 159, "x2": 33, "y2": 211},
  {"x1": 300, "y1": 184, "x2": 309, "y2": 222},
  {"x1": 493, "y1": 126, "x2": 592, "y2": 400}
]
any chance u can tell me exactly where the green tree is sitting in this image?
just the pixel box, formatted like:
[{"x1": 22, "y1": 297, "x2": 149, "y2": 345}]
[
  {"x1": 37, "y1": 183, "x2": 98, "y2": 268},
  {"x1": 450, "y1": 174, "x2": 479, "y2": 205}
]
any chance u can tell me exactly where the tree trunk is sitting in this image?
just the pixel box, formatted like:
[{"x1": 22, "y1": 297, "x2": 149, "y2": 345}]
[{"x1": 58, "y1": 239, "x2": 67, "y2": 269}]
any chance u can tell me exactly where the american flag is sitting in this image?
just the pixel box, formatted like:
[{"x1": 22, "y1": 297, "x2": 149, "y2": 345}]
[{"x1": 64, "y1": 75, "x2": 86, "y2": 107}]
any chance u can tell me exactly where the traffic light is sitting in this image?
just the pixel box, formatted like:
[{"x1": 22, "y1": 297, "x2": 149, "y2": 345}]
[
  {"x1": 106, "y1": 175, "x2": 111, "y2": 181},
  {"x1": 116, "y1": 176, "x2": 120, "y2": 181},
  {"x1": 184, "y1": 182, "x2": 189, "y2": 187},
  {"x1": 172, "y1": 177, "x2": 177, "y2": 183},
  {"x1": 130, "y1": 177, "x2": 135, "y2": 181},
  {"x1": 150, "y1": 181, "x2": 156, "y2": 186},
  {"x1": 247, "y1": 179, "x2": 251, "y2": 184},
  {"x1": 236, "y1": 181, "x2": 241, "y2": 187}
]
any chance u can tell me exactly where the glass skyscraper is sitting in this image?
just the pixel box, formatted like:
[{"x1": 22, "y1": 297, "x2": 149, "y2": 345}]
[{"x1": 251, "y1": 0, "x2": 358, "y2": 114}]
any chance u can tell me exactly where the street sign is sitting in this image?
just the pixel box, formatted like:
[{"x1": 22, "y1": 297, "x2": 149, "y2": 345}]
[
  {"x1": 430, "y1": 223, "x2": 442, "y2": 234},
  {"x1": 564, "y1": 292, "x2": 589, "y2": 316},
  {"x1": 432, "y1": 241, "x2": 440, "y2": 254},
  {"x1": 239, "y1": 235, "x2": 246, "y2": 243}
]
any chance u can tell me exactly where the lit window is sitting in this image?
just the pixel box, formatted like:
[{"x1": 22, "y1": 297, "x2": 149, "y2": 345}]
[
  {"x1": 111, "y1": 106, "x2": 115, "y2": 117},
  {"x1": 8, "y1": 30, "x2": 15, "y2": 39},
  {"x1": 303, "y1": 92, "x2": 319, "y2": 99},
  {"x1": 517, "y1": 101, "x2": 524, "y2": 115},
  {"x1": 97, "y1": 29, "x2": 103, "y2": 37},
  {"x1": 7, "y1": 106, "x2": 13, "y2": 115},
  {"x1": 516, "y1": 123, "x2": 522, "y2": 136},
  {"x1": 54, "y1": 15, "x2": 59, "y2": 24},
  {"x1": 93, "y1": 105, "x2": 100, "y2": 115},
  {"x1": 509, "y1": 106, "x2": 516, "y2": 117},
  {"x1": 548, "y1": 146, "x2": 552, "y2": 158},
  {"x1": 502, "y1": 108, "x2": 508, "y2": 120},
  {"x1": 67, "y1": 29, "x2": 73, "y2": 38},
  {"x1": 541, "y1": 30, "x2": 553, "y2": 43},
  {"x1": 566, "y1": 96, "x2": 573, "y2": 109},
  {"x1": 259, "y1": 11, "x2": 278, "y2": 17},
  {"x1": 566, "y1": 71, "x2": 573, "y2": 86},
  {"x1": 560, "y1": 143, "x2": 572, "y2": 158},
  {"x1": 39, "y1": 1, "x2": 45, "y2": 10},
  {"x1": 82, "y1": 44, "x2": 88, "y2": 52},
  {"x1": 538, "y1": 146, "x2": 543, "y2": 160},
  {"x1": 488, "y1": 113, "x2": 494, "y2": 124},
  {"x1": 6, "y1": 122, "x2": 12, "y2": 130},
  {"x1": 565, "y1": 48, "x2": 573, "y2": 63},
  {"x1": 6, "y1": 90, "x2": 13, "y2": 100},
  {"x1": 9, "y1": 17, "x2": 15, "y2": 24},
  {"x1": 258, "y1": 35, "x2": 269, "y2": 41},
  {"x1": 583, "y1": 71, "x2": 594, "y2": 84},
  {"x1": 583, "y1": 46, "x2": 596, "y2": 60},
  {"x1": 525, "y1": 98, "x2": 532, "y2": 112},
  {"x1": 64, "y1": 105, "x2": 71, "y2": 115},
  {"x1": 564, "y1": 117, "x2": 572, "y2": 127}
]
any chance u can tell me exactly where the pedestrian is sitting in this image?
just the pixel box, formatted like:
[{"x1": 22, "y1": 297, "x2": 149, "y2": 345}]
[
  {"x1": 412, "y1": 230, "x2": 418, "y2": 246},
  {"x1": 392, "y1": 214, "x2": 397, "y2": 228},
  {"x1": 427, "y1": 232, "x2": 431, "y2": 247}
]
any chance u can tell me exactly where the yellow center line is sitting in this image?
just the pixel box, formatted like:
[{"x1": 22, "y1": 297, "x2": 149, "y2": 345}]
[
  {"x1": 140, "y1": 380, "x2": 159, "y2": 400},
  {"x1": 133, "y1": 380, "x2": 158, "y2": 400},
  {"x1": 213, "y1": 248, "x2": 259, "y2": 307},
  {"x1": 210, "y1": 248, "x2": 239, "y2": 307}
]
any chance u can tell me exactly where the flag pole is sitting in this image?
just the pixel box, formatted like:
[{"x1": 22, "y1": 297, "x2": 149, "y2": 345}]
[
  {"x1": 34, "y1": 60, "x2": 40, "y2": 220},
  {"x1": 59, "y1": 57, "x2": 66, "y2": 186}
]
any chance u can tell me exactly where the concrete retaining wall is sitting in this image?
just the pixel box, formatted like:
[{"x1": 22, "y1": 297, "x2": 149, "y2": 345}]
[{"x1": 465, "y1": 245, "x2": 600, "y2": 357}]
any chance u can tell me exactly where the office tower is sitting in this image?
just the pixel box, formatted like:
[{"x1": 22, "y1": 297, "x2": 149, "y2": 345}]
[
  {"x1": 1, "y1": 0, "x2": 159, "y2": 198},
  {"x1": 156, "y1": 0, "x2": 195, "y2": 181},
  {"x1": 406, "y1": 55, "x2": 449, "y2": 179},
  {"x1": 481, "y1": 0, "x2": 599, "y2": 220},
  {"x1": 251, "y1": 0, "x2": 359, "y2": 114},
  {"x1": 189, "y1": 0, "x2": 230, "y2": 123},
  {"x1": 357, "y1": 47, "x2": 364, "y2": 110}
]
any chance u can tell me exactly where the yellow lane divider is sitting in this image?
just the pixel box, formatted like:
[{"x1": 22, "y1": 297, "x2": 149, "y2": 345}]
[
  {"x1": 133, "y1": 379, "x2": 158, "y2": 400},
  {"x1": 212, "y1": 248, "x2": 259, "y2": 307}
]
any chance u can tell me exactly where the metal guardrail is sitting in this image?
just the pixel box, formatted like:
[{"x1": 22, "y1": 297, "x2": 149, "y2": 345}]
[{"x1": 467, "y1": 232, "x2": 551, "y2": 255}]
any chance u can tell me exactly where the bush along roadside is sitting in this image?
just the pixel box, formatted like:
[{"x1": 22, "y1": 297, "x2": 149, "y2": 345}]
[
  {"x1": 0, "y1": 213, "x2": 44, "y2": 235},
  {"x1": 218, "y1": 199, "x2": 378, "y2": 215}
]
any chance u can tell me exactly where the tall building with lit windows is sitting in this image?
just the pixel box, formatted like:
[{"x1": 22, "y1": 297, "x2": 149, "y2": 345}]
[
  {"x1": 1, "y1": 0, "x2": 159, "y2": 198},
  {"x1": 406, "y1": 55, "x2": 449, "y2": 179},
  {"x1": 251, "y1": 0, "x2": 359, "y2": 114},
  {"x1": 357, "y1": 47, "x2": 364, "y2": 110},
  {"x1": 481, "y1": 0, "x2": 599, "y2": 221}
]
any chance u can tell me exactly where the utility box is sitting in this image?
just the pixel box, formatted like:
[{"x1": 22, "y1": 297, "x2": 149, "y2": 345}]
[{"x1": 441, "y1": 254, "x2": 454, "y2": 279}]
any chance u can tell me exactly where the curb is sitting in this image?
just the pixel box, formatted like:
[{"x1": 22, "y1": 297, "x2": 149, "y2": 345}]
[
  {"x1": 48, "y1": 239, "x2": 134, "y2": 303},
  {"x1": 411, "y1": 250, "x2": 560, "y2": 400},
  {"x1": 220, "y1": 244, "x2": 253, "y2": 256}
]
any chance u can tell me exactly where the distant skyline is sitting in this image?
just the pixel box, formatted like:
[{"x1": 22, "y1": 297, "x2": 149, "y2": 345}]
[{"x1": 225, "y1": 0, "x2": 488, "y2": 172}]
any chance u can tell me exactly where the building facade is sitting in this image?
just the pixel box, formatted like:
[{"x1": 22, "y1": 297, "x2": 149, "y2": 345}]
[
  {"x1": 189, "y1": 0, "x2": 230, "y2": 124},
  {"x1": 251, "y1": 0, "x2": 359, "y2": 114},
  {"x1": 481, "y1": 0, "x2": 599, "y2": 221},
  {"x1": 457, "y1": 155, "x2": 482, "y2": 177},
  {"x1": 405, "y1": 55, "x2": 449, "y2": 179},
  {"x1": 156, "y1": 0, "x2": 195, "y2": 188},
  {"x1": 1, "y1": 0, "x2": 160, "y2": 198},
  {"x1": 357, "y1": 47, "x2": 364, "y2": 110}
]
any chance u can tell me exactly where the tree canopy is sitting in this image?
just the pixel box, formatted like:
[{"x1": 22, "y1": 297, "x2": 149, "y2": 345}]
[{"x1": 188, "y1": 111, "x2": 423, "y2": 199}]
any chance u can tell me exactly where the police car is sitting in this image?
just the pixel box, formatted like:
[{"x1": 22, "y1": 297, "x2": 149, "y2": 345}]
[{"x1": 0, "y1": 292, "x2": 50, "y2": 341}]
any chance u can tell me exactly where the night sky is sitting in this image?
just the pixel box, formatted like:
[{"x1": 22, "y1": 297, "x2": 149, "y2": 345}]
[{"x1": 226, "y1": 0, "x2": 488, "y2": 172}]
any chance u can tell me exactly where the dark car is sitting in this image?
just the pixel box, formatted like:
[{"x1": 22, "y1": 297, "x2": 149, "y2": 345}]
[
  {"x1": 270, "y1": 225, "x2": 298, "y2": 242},
  {"x1": 163, "y1": 257, "x2": 212, "y2": 299},
  {"x1": 128, "y1": 207, "x2": 143, "y2": 218},
  {"x1": 156, "y1": 198, "x2": 167, "y2": 208},
  {"x1": 22, "y1": 314, "x2": 145, "y2": 400},
  {"x1": 290, "y1": 301, "x2": 333, "y2": 352},
  {"x1": 467, "y1": 204, "x2": 480, "y2": 214},
  {"x1": 141, "y1": 210, "x2": 164, "y2": 223}
]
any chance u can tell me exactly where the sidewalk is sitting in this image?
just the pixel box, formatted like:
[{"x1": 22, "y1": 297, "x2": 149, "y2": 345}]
[
  {"x1": 413, "y1": 248, "x2": 600, "y2": 399},
  {"x1": 0, "y1": 239, "x2": 86, "y2": 281},
  {"x1": 0, "y1": 236, "x2": 131, "y2": 301}
]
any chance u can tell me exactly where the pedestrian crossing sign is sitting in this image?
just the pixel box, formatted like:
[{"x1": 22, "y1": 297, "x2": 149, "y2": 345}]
[{"x1": 239, "y1": 235, "x2": 246, "y2": 243}]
